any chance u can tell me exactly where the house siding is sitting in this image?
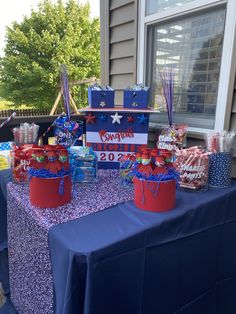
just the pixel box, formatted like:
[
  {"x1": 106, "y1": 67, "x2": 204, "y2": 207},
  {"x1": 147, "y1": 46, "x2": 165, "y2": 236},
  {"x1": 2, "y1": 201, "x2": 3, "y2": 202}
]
[
  {"x1": 100, "y1": 0, "x2": 138, "y2": 105},
  {"x1": 100, "y1": 0, "x2": 236, "y2": 176}
]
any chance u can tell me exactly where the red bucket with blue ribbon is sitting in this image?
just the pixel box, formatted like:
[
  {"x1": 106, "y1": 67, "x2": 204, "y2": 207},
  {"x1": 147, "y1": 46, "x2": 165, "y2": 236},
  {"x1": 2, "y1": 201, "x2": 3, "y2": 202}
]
[
  {"x1": 134, "y1": 178, "x2": 176, "y2": 212},
  {"x1": 28, "y1": 144, "x2": 72, "y2": 208},
  {"x1": 30, "y1": 175, "x2": 71, "y2": 208}
]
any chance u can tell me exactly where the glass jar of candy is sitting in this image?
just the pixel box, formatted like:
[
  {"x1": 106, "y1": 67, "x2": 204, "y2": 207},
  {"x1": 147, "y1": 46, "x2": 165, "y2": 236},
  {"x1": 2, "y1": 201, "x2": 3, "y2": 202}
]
[
  {"x1": 68, "y1": 146, "x2": 97, "y2": 183},
  {"x1": 11, "y1": 145, "x2": 32, "y2": 184},
  {"x1": 174, "y1": 147, "x2": 209, "y2": 192}
]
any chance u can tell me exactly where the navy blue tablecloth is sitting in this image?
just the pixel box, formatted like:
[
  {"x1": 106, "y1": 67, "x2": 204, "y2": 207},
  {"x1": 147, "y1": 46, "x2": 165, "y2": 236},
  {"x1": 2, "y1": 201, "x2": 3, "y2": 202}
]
[
  {"x1": 0, "y1": 169, "x2": 11, "y2": 252},
  {"x1": 49, "y1": 181, "x2": 236, "y2": 314},
  {"x1": 0, "y1": 170, "x2": 12, "y2": 309}
]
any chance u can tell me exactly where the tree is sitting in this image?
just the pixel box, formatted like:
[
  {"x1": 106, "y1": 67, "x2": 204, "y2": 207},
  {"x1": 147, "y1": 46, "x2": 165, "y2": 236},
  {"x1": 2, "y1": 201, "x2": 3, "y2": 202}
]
[{"x1": 0, "y1": 0, "x2": 100, "y2": 109}]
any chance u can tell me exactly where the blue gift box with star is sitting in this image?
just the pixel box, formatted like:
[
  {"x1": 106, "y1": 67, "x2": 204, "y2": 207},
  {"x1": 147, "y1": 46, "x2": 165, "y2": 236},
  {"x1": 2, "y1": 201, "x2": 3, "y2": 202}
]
[
  {"x1": 88, "y1": 85, "x2": 115, "y2": 109},
  {"x1": 123, "y1": 85, "x2": 150, "y2": 109}
]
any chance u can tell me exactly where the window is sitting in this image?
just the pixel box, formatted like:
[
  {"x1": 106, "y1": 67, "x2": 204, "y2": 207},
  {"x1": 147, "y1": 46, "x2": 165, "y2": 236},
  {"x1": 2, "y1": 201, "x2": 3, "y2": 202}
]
[
  {"x1": 149, "y1": 9, "x2": 225, "y2": 120},
  {"x1": 138, "y1": 0, "x2": 236, "y2": 132},
  {"x1": 146, "y1": 0, "x2": 195, "y2": 16}
]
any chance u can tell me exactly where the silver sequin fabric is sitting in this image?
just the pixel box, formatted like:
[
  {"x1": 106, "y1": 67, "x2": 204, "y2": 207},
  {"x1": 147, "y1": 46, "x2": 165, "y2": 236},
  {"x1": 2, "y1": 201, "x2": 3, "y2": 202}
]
[{"x1": 7, "y1": 170, "x2": 134, "y2": 314}]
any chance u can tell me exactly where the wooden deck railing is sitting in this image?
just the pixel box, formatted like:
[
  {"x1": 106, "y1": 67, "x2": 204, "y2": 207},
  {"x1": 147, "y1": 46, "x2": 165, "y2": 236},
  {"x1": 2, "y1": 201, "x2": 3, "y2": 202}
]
[{"x1": 0, "y1": 109, "x2": 50, "y2": 118}]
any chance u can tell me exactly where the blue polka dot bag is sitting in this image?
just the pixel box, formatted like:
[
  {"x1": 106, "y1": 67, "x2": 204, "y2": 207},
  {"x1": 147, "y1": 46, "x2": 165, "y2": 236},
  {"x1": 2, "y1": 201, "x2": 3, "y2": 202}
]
[{"x1": 209, "y1": 152, "x2": 232, "y2": 188}]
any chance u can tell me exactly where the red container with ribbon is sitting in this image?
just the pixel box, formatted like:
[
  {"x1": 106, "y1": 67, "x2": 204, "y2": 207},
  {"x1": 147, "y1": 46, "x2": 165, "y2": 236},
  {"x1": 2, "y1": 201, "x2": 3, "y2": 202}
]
[
  {"x1": 30, "y1": 175, "x2": 71, "y2": 208},
  {"x1": 132, "y1": 148, "x2": 178, "y2": 212},
  {"x1": 134, "y1": 178, "x2": 176, "y2": 212},
  {"x1": 28, "y1": 145, "x2": 72, "y2": 208}
]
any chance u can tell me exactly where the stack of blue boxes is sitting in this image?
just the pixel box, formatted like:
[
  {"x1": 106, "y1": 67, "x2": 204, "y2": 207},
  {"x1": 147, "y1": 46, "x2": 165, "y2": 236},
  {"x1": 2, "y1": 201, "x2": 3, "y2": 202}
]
[{"x1": 68, "y1": 146, "x2": 98, "y2": 183}]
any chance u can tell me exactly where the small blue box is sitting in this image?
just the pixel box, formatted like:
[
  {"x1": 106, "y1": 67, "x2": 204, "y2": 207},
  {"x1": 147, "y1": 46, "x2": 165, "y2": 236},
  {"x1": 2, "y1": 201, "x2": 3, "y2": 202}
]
[
  {"x1": 88, "y1": 87, "x2": 114, "y2": 108},
  {"x1": 123, "y1": 87, "x2": 150, "y2": 109}
]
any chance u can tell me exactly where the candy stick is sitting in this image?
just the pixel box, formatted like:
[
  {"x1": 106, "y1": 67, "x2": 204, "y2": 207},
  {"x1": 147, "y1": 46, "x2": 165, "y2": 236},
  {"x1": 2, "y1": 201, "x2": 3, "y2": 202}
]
[{"x1": 0, "y1": 112, "x2": 16, "y2": 129}]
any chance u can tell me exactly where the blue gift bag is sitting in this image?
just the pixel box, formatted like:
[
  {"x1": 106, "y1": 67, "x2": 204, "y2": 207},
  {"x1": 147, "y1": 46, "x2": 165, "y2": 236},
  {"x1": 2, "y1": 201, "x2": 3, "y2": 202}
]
[
  {"x1": 54, "y1": 117, "x2": 83, "y2": 148},
  {"x1": 123, "y1": 86, "x2": 150, "y2": 109},
  {"x1": 209, "y1": 152, "x2": 232, "y2": 188}
]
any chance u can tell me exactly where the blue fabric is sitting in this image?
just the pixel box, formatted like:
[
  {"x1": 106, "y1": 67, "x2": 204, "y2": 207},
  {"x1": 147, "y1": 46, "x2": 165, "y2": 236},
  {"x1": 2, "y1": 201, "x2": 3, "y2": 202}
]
[
  {"x1": 49, "y1": 182, "x2": 236, "y2": 314},
  {"x1": 0, "y1": 170, "x2": 14, "y2": 313},
  {"x1": 0, "y1": 249, "x2": 10, "y2": 295},
  {"x1": 0, "y1": 170, "x2": 11, "y2": 251},
  {"x1": 0, "y1": 296, "x2": 17, "y2": 314}
]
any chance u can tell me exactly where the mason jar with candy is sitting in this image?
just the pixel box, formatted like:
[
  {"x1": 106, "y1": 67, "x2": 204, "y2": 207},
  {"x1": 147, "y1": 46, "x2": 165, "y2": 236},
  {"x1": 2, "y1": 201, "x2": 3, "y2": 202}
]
[
  {"x1": 11, "y1": 145, "x2": 34, "y2": 184},
  {"x1": 174, "y1": 147, "x2": 210, "y2": 191}
]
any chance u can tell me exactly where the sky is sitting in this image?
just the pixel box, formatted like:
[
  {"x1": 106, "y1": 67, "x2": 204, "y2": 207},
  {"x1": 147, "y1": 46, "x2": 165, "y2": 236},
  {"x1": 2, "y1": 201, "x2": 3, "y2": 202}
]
[{"x1": 0, "y1": 0, "x2": 100, "y2": 56}]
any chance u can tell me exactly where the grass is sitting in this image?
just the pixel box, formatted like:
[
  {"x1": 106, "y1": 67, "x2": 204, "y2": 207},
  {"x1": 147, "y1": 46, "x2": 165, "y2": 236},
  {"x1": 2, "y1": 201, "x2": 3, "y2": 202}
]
[
  {"x1": 0, "y1": 99, "x2": 33, "y2": 110},
  {"x1": 0, "y1": 99, "x2": 14, "y2": 110}
]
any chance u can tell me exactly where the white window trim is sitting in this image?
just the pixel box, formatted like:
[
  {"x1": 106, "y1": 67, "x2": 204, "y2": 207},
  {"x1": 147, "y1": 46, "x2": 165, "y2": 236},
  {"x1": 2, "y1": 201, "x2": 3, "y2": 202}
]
[{"x1": 137, "y1": 0, "x2": 236, "y2": 134}]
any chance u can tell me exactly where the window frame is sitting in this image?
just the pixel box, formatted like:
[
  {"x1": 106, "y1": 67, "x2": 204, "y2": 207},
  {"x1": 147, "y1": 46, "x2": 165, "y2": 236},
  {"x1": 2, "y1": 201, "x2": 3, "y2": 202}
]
[{"x1": 137, "y1": 0, "x2": 236, "y2": 134}]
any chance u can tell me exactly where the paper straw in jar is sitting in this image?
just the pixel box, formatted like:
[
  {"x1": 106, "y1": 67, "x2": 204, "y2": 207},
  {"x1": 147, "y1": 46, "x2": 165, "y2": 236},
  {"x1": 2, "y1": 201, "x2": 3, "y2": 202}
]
[{"x1": 0, "y1": 112, "x2": 16, "y2": 129}]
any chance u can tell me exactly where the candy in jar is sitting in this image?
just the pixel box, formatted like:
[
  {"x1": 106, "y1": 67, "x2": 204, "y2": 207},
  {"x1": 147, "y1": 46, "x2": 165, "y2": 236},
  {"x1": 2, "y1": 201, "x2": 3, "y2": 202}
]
[
  {"x1": 11, "y1": 145, "x2": 33, "y2": 184},
  {"x1": 174, "y1": 147, "x2": 209, "y2": 191}
]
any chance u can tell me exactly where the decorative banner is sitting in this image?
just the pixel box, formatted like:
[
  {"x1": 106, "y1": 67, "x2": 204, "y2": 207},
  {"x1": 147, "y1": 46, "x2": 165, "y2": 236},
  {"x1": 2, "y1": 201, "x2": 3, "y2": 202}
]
[
  {"x1": 86, "y1": 112, "x2": 149, "y2": 169},
  {"x1": 86, "y1": 131, "x2": 147, "y2": 144}
]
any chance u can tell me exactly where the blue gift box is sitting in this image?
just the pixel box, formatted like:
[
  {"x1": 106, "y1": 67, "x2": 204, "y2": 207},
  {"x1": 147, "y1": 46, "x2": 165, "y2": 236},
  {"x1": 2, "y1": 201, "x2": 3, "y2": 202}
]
[
  {"x1": 123, "y1": 86, "x2": 150, "y2": 109},
  {"x1": 88, "y1": 86, "x2": 114, "y2": 108}
]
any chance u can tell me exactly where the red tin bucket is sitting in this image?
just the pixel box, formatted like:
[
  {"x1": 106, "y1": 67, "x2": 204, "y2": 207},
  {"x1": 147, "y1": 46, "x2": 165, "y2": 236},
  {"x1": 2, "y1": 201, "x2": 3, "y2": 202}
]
[
  {"x1": 134, "y1": 178, "x2": 176, "y2": 212},
  {"x1": 30, "y1": 175, "x2": 72, "y2": 208}
]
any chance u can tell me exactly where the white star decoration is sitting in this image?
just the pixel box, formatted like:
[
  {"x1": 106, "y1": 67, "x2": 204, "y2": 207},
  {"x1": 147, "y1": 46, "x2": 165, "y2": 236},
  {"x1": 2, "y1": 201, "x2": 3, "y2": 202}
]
[
  {"x1": 110, "y1": 112, "x2": 123, "y2": 124},
  {"x1": 100, "y1": 101, "x2": 106, "y2": 107}
]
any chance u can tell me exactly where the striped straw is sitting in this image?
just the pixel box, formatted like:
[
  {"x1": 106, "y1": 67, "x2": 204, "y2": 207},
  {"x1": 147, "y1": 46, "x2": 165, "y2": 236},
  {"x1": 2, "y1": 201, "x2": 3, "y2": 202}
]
[{"x1": 0, "y1": 112, "x2": 16, "y2": 129}]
